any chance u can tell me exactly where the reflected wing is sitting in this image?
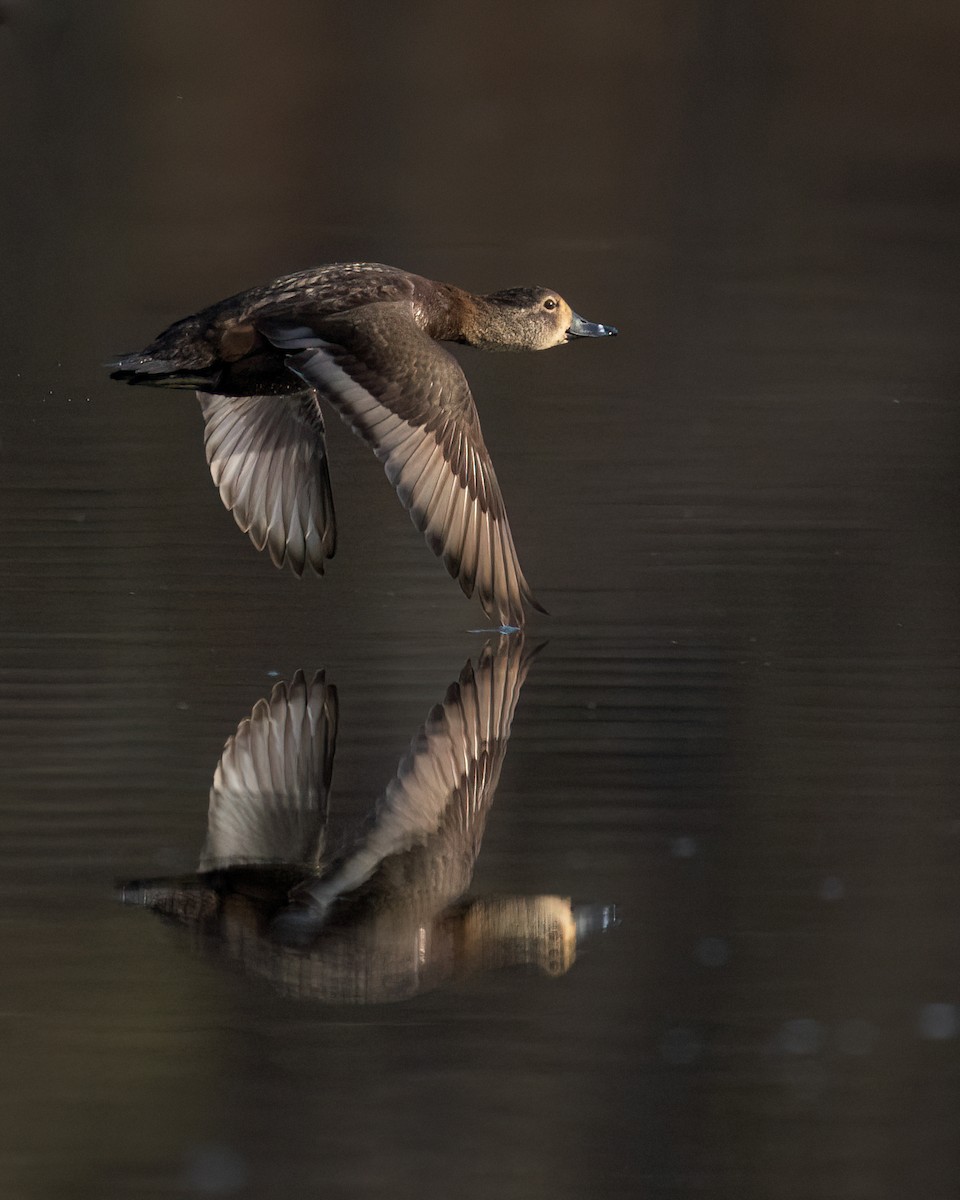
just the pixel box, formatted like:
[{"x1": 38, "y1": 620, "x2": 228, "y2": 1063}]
[
  {"x1": 295, "y1": 636, "x2": 539, "y2": 913},
  {"x1": 199, "y1": 671, "x2": 338, "y2": 871},
  {"x1": 264, "y1": 305, "x2": 544, "y2": 626},
  {"x1": 198, "y1": 390, "x2": 336, "y2": 575}
]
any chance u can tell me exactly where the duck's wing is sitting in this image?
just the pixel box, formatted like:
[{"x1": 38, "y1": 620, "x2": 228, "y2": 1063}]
[
  {"x1": 198, "y1": 390, "x2": 336, "y2": 575},
  {"x1": 282, "y1": 637, "x2": 540, "y2": 930},
  {"x1": 198, "y1": 671, "x2": 338, "y2": 872},
  {"x1": 262, "y1": 304, "x2": 545, "y2": 627}
]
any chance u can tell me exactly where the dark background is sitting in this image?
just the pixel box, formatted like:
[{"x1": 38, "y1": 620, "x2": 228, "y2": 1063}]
[{"x1": 1, "y1": 2, "x2": 959, "y2": 1197}]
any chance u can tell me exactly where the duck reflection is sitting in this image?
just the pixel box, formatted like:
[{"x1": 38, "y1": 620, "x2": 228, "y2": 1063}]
[{"x1": 120, "y1": 638, "x2": 614, "y2": 1003}]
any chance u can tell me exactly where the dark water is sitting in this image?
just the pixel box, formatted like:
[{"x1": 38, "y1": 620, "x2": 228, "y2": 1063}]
[{"x1": 2, "y1": 2, "x2": 960, "y2": 1197}]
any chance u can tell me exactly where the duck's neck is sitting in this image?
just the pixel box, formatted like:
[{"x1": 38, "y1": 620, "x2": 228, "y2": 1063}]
[{"x1": 420, "y1": 284, "x2": 502, "y2": 348}]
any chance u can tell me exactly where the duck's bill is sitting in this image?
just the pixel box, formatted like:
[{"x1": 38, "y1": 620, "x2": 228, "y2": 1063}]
[{"x1": 566, "y1": 312, "x2": 618, "y2": 339}]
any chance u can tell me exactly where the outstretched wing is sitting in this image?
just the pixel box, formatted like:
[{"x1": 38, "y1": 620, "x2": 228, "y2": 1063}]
[
  {"x1": 199, "y1": 671, "x2": 338, "y2": 871},
  {"x1": 288, "y1": 636, "x2": 540, "y2": 921},
  {"x1": 198, "y1": 390, "x2": 336, "y2": 575},
  {"x1": 264, "y1": 305, "x2": 544, "y2": 627}
]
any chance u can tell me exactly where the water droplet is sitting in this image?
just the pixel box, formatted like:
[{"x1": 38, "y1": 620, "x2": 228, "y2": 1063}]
[
  {"x1": 918, "y1": 1003, "x2": 958, "y2": 1040},
  {"x1": 820, "y1": 876, "x2": 844, "y2": 901},
  {"x1": 696, "y1": 936, "x2": 729, "y2": 967},
  {"x1": 777, "y1": 1018, "x2": 822, "y2": 1056},
  {"x1": 181, "y1": 1144, "x2": 248, "y2": 1193}
]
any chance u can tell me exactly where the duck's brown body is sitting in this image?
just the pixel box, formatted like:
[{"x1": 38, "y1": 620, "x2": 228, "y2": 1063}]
[
  {"x1": 117, "y1": 264, "x2": 477, "y2": 395},
  {"x1": 111, "y1": 262, "x2": 617, "y2": 626}
]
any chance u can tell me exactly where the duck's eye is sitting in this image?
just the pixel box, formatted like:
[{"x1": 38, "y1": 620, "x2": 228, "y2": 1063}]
[{"x1": 543, "y1": 298, "x2": 559, "y2": 311}]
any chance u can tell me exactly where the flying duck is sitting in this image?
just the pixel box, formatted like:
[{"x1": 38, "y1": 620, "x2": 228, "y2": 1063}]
[{"x1": 111, "y1": 262, "x2": 617, "y2": 626}]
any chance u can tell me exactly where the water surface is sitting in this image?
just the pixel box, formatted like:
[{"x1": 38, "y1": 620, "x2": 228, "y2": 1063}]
[{"x1": 1, "y1": 2, "x2": 959, "y2": 1197}]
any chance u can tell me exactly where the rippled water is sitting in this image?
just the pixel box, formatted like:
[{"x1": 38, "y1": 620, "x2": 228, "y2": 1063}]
[{"x1": 2, "y1": 2, "x2": 959, "y2": 1197}]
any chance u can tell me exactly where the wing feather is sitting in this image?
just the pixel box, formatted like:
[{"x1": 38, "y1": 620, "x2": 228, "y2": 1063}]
[
  {"x1": 289, "y1": 637, "x2": 540, "y2": 917},
  {"x1": 198, "y1": 391, "x2": 336, "y2": 575},
  {"x1": 275, "y1": 302, "x2": 544, "y2": 626},
  {"x1": 199, "y1": 671, "x2": 338, "y2": 871}
]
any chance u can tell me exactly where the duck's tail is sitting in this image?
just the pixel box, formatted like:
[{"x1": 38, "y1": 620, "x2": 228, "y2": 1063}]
[{"x1": 109, "y1": 350, "x2": 221, "y2": 390}]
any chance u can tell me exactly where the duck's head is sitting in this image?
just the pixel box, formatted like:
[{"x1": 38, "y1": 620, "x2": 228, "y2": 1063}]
[{"x1": 477, "y1": 287, "x2": 618, "y2": 351}]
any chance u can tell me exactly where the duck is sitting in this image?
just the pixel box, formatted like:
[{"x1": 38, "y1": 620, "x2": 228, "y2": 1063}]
[
  {"x1": 110, "y1": 262, "x2": 617, "y2": 627},
  {"x1": 118, "y1": 638, "x2": 617, "y2": 1002}
]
